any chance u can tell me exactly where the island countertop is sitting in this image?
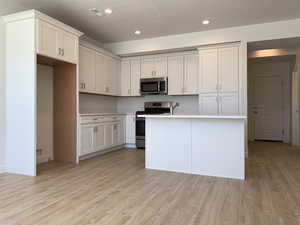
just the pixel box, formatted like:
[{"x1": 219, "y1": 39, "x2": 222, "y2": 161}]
[{"x1": 138, "y1": 114, "x2": 247, "y2": 119}]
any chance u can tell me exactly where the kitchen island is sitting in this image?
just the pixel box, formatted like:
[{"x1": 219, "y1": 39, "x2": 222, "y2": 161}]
[{"x1": 139, "y1": 114, "x2": 247, "y2": 180}]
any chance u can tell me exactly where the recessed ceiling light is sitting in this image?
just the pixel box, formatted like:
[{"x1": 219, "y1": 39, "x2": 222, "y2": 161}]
[
  {"x1": 134, "y1": 30, "x2": 141, "y2": 35},
  {"x1": 105, "y1": 8, "x2": 112, "y2": 14},
  {"x1": 202, "y1": 20, "x2": 210, "y2": 25}
]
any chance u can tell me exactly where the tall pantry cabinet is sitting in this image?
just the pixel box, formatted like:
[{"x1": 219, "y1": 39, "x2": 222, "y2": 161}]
[{"x1": 198, "y1": 44, "x2": 240, "y2": 115}]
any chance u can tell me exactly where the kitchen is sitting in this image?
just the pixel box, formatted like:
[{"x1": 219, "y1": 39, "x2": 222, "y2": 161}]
[
  {"x1": 2, "y1": 10, "x2": 247, "y2": 179},
  {"x1": 1, "y1": 1, "x2": 300, "y2": 224}
]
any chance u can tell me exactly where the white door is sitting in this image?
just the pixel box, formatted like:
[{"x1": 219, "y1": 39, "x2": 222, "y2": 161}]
[
  {"x1": 105, "y1": 123, "x2": 114, "y2": 147},
  {"x1": 121, "y1": 60, "x2": 131, "y2": 96},
  {"x1": 79, "y1": 46, "x2": 96, "y2": 92},
  {"x1": 199, "y1": 93, "x2": 219, "y2": 115},
  {"x1": 168, "y1": 55, "x2": 184, "y2": 95},
  {"x1": 254, "y1": 76, "x2": 283, "y2": 141},
  {"x1": 37, "y1": 20, "x2": 60, "y2": 59},
  {"x1": 199, "y1": 49, "x2": 218, "y2": 93},
  {"x1": 94, "y1": 124, "x2": 105, "y2": 152},
  {"x1": 184, "y1": 54, "x2": 198, "y2": 94},
  {"x1": 219, "y1": 93, "x2": 239, "y2": 115},
  {"x1": 95, "y1": 52, "x2": 106, "y2": 94},
  {"x1": 292, "y1": 72, "x2": 300, "y2": 146},
  {"x1": 218, "y1": 47, "x2": 239, "y2": 92},
  {"x1": 130, "y1": 58, "x2": 141, "y2": 96},
  {"x1": 60, "y1": 30, "x2": 78, "y2": 63},
  {"x1": 141, "y1": 57, "x2": 156, "y2": 78},
  {"x1": 80, "y1": 125, "x2": 94, "y2": 156}
]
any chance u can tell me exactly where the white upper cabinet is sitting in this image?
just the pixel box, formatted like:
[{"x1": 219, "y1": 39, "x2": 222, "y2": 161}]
[
  {"x1": 198, "y1": 44, "x2": 240, "y2": 115},
  {"x1": 130, "y1": 58, "x2": 141, "y2": 96},
  {"x1": 199, "y1": 49, "x2": 218, "y2": 93},
  {"x1": 184, "y1": 53, "x2": 198, "y2": 95},
  {"x1": 37, "y1": 19, "x2": 79, "y2": 64},
  {"x1": 120, "y1": 57, "x2": 141, "y2": 97},
  {"x1": 60, "y1": 30, "x2": 78, "y2": 63},
  {"x1": 167, "y1": 52, "x2": 198, "y2": 95},
  {"x1": 218, "y1": 47, "x2": 239, "y2": 93},
  {"x1": 79, "y1": 46, "x2": 96, "y2": 92},
  {"x1": 121, "y1": 60, "x2": 131, "y2": 96},
  {"x1": 141, "y1": 56, "x2": 168, "y2": 78},
  {"x1": 79, "y1": 44, "x2": 120, "y2": 96},
  {"x1": 95, "y1": 52, "x2": 106, "y2": 94},
  {"x1": 37, "y1": 20, "x2": 60, "y2": 60},
  {"x1": 168, "y1": 55, "x2": 184, "y2": 95}
]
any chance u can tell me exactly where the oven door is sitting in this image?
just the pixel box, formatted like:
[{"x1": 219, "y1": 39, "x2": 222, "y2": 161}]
[{"x1": 140, "y1": 81, "x2": 159, "y2": 95}]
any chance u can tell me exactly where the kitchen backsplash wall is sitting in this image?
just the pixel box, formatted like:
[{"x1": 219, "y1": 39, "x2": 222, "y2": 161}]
[
  {"x1": 79, "y1": 94, "x2": 118, "y2": 113},
  {"x1": 117, "y1": 95, "x2": 199, "y2": 114},
  {"x1": 79, "y1": 94, "x2": 199, "y2": 115}
]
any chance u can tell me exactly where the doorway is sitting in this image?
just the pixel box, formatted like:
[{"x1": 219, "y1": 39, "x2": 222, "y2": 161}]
[{"x1": 247, "y1": 38, "x2": 300, "y2": 145}]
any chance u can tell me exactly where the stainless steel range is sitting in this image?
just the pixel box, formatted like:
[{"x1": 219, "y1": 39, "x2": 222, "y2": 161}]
[{"x1": 135, "y1": 102, "x2": 175, "y2": 149}]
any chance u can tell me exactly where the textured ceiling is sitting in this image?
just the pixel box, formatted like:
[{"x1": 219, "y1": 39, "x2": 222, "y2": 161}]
[{"x1": 1, "y1": 0, "x2": 300, "y2": 43}]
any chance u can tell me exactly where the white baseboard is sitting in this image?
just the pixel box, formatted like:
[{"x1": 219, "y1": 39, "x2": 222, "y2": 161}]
[
  {"x1": 0, "y1": 164, "x2": 5, "y2": 173},
  {"x1": 79, "y1": 145, "x2": 124, "y2": 161}
]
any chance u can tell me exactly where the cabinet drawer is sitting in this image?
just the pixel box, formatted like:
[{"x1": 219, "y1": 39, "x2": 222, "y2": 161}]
[{"x1": 80, "y1": 116, "x2": 105, "y2": 124}]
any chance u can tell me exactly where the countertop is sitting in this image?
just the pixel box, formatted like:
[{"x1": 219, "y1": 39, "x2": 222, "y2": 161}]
[
  {"x1": 80, "y1": 113, "x2": 134, "y2": 116},
  {"x1": 138, "y1": 114, "x2": 247, "y2": 119}
]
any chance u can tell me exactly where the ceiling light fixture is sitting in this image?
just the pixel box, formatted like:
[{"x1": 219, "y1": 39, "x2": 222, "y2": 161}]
[
  {"x1": 105, "y1": 8, "x2": 112, "y2": 14},
  {"x1": 202, "y1": 20, "x2": 210, "y2": 25},
  {"x1": 134, "y1": 30, "x2": 141, "y2": 35}
]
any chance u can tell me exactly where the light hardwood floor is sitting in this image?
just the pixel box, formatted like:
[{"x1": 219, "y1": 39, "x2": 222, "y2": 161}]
[{"x1": 0, "y1": 142, "x2": 300, "y2": 225}]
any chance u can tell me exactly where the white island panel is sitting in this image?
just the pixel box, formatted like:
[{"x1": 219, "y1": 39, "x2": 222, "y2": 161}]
[
  {"x1": 146, "y1": 119, "x2": 191, "y2": 173},
  {"x1": 144, "y1": 116, "x2": 245, "y2": 180},
  {"x1": 191, "y1": 119, "x2": 244, "y2": 179}
]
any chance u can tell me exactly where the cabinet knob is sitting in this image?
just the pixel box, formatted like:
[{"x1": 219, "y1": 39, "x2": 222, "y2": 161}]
[{"x1": 62, "y1": 49, "x2": 65, "y2": 56}]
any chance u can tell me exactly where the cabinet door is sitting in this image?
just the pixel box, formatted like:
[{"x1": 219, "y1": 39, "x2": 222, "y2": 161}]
[
  {"x1": 94, "y1": 124, "x2": 105, "y2": 152},
  {"x1": 184, "y1": 54, "x2": 198, "y2": 95},
  {"x1": 168, "y1": 55, "x2": 184, "y2": 95},
  {"x1": 111, "y1": 59, "x2": 119, "y2": 95},
  {"x1": 105, "y1": 123, "x2": 114, "y2": 147},
  {"x1": 37, "y1": 20, "x2": 60, "y2": 59},
  {"x1": 60, "y1": 30, "x2": 78, "y2": 63},
  {"x1": 130, "y1": 58, "x2": 141, "y2": 96},
  {"x1": 126, "y1": 115, "x2": 136, "y2": 144},
  {"x1": 218, "y1": 47, "x2": 239, "y2": 92},
  {"x1": 199, "y1": 93, "x2": 219, "y2": 115},
  {"x1": 199, "y1": 49, "x2": 218, "y2": 93},
  {"x1": 219, "y1": 93, "x2": 239, "y2": 115},
  {"x1": 95, "y1": 52, "x2": 106, "y2": 94},
  {"x1": 79, "y1": 46, "x2": 96, "y2": 92},
  {"x1": 155, "y1": 56, "x2": 168, "y2": 77},
  {"x1": 80, "y1": 125, "x2": 94, "y2": 156},
  {"x1": 112, "y1": 123, "x2": 121, "y2": 146},
  {"x1": 121, "y1": 60, "x2": 131, "y2": 96},
  {"x1": 120, "y1": 117, "x2": 126, "y2": 145},
  {"x1": 141, "y1": 57, "x2": 156, "y2": 78}
]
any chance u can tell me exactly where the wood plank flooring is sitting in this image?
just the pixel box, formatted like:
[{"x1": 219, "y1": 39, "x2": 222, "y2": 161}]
[{"x1": 0, "y1": 142, "x2": 300, "y2": 225}]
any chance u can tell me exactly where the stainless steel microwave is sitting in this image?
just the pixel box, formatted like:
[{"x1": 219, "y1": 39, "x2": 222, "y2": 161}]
[{"x1": 140, "y1": 77, "x2": 168, "y2": 95}]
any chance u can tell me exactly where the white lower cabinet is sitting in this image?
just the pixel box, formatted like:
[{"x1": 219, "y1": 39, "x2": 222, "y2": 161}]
[
  {"x1": 80, "y1": 124, "x2": 95, "y2": 156},
  {"x1": 80, "y1": 115, "x2": 126, "y2": 157},
  {"x1": 126, "y1": 115, "x2": 136, "y2": 144}
]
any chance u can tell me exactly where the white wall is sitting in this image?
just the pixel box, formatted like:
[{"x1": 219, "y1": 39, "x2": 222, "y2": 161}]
[
  {"x1": 0, "y1": 19, "x2": 5, "y2": 173},
  {"x1": 117, "y1": 95, "x2": 199, "y2": 114},
  {"x1": 79, "y1": 94, "x2": 198, "y2": 115},
  {"x1": 37, "y1": 64, "x2": 53, "y2": 163},
  {"x1": 79, "y1": 94, "x2": 118, "y2": 114},
  {"x1": 248, "y1": 59, "x2": 293, "y2": 143}
]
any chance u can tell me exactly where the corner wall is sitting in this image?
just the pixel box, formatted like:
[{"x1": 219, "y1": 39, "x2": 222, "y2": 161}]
[{"x1": 0, "y1": 19, "x2": 5, "y2": 173}]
